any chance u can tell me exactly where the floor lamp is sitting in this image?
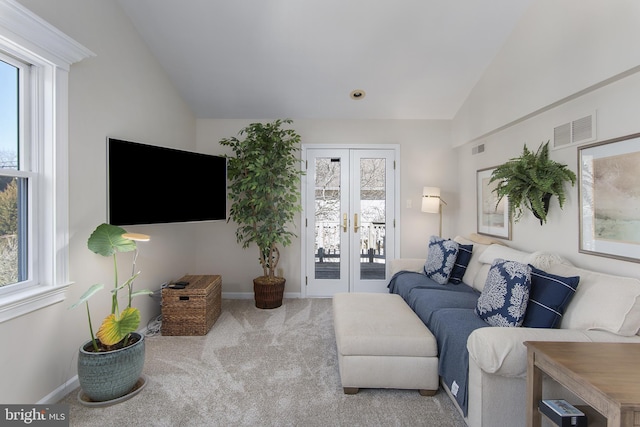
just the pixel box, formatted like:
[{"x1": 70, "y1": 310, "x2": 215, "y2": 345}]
[{"x1": 422, "y1": 187, "x2": 447, "y2": 237}]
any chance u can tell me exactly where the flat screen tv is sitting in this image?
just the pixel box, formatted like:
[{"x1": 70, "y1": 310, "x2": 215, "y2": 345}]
[{"x1": 107, "y1": 138, "x2": 227, "y2": 225}]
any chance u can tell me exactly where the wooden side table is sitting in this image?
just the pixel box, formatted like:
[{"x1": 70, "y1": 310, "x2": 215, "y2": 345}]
[{"x1": 525, "y1": 341, "x2": 640, "y2": 427}]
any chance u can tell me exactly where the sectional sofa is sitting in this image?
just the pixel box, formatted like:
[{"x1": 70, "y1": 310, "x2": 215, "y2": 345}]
[{"x1": 388, "y1": 233, "x2": 640, "y2": 427}]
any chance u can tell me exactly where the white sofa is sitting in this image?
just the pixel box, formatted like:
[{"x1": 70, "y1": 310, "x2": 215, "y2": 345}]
[{"x1": 389, "y1": 234, "x2": 640, "y2": 427}]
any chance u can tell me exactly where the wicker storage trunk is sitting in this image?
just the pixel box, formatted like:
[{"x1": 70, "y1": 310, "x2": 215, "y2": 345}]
[{"x1": 161, "y1": 275, "x2": 222, "y2": 336}]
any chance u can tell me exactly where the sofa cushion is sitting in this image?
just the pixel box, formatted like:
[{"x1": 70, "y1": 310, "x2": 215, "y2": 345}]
[
  {"x1": 454, "y1": 235, "x2": 489, "y2": 287},
  {"x1": 406, "y1": 284, "x2": 480, "y2": 328},
  {"x1": 548, "y1": 263, "x2": 640, "y2": 336},
  {"x1": 475, "y1": 259, "x2": 532, "y2": 327},
  {"x1": 522, "y1": 266, "x2": 580, "y2": 328},
  {"x1": 473, "y1": 244, "x2": 531, "y2": 291},
  {"x1": 449, "y1": 243, "x2": 473, "y2": 284},
  {"x1": 387, "y1": 271, "x2": 444, "y2": 301},
  {"x1": 423, "y1": 235, "x2": 459, "y2": 285},
  {"x1": 478, "y1": 244, "x2": 531, "y2": 265}
]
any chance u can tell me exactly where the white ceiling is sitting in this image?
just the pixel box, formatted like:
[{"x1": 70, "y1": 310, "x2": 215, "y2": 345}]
[{"x1": 117, "y1": 0, "x2": 533, "y2": 120}]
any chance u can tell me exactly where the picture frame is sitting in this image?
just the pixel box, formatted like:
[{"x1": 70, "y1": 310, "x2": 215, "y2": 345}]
[
  {"x1": 476, "y1": 167, "x2": 511, "y2": 240},
  {"x1": 578, "y1": 133, "x2": 640, "y2": 262}
]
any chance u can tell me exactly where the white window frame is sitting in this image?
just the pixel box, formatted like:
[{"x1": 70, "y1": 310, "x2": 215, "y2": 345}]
[{"x1": 0, "y1": 0, "x2": 94, "y2": 322}]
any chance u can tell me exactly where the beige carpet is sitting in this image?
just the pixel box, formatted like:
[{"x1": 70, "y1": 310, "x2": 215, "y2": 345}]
[{"x1": 60, "y1": 298, "x2": 466, "y2": 426}]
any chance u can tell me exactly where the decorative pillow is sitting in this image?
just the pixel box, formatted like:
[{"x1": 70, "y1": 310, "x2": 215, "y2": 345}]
[
  {"x1": 547, "y1": 263, "x2": 640, "y2": 336},
  {"x1": 522, "y1": 266, "x2": 580, "y2": 328},
  {"x1": 475, "y1": 259, "x2": 532, "y2": 327},
  {"x1": 423, "y1": 235, "x2": 459, "y2": 285},
  {"x1": 448, "y1": 243, "x2": 473, "y2": 284}
]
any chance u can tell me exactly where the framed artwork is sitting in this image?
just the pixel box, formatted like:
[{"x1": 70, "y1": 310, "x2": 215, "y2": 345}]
[
  {"x1": 578, "y1": 133, "x2": 640, "y2": 262},
  {"x1": 476, "y1": 167, "x2": 511, "y2": 240}
]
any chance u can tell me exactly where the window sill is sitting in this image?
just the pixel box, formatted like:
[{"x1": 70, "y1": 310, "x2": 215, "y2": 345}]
[{"x1": 0, "y1": 283, "x2": 71, "y2": 323}]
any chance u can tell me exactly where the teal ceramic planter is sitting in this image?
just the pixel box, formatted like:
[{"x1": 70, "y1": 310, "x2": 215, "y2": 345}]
[{"x1": 77, "y1": 332, "x2": 145, "y2": 402}]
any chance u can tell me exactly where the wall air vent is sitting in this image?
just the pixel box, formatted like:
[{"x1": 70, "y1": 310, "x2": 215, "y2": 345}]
[
  {"x1": 471, "y1": 143, "x2": 485, "y2": 155},
  {"x1": 552, "y1": 111, "x2": 596, "y2": 150}
]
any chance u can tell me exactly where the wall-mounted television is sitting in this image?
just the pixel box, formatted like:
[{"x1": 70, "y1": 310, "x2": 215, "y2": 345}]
[{"x1": 107, "y1": 138, "x2": 227, "y2": 226}]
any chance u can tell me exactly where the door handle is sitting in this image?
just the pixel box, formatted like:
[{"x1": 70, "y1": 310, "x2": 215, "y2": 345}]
[
  {"x1": 343, "y1": 213, "x2": 348, "y2": 232},
  {"x1": 354, "y1": 213, "x2": 359, "y2": 233}
]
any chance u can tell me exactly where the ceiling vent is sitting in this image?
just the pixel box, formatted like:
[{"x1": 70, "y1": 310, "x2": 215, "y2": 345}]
[{"x1": 552, "y1": 111, "x2": 596, "y2": 150}]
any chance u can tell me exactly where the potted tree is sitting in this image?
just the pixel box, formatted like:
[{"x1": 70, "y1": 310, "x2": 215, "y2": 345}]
[
  {"x1": 489, "y1": 141, "x2": 576, "y2": 225},
  {"x1": 220, "y1": 119, "x2": 303, "y2": 309},
  {"x1": 70, "y1": 223, "x2": 153, "y2": 403}
]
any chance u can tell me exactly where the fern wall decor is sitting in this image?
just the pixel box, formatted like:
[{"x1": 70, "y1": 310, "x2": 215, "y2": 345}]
[{"x1": 489, "y1": 141, "x2": 576, "y2": 225}]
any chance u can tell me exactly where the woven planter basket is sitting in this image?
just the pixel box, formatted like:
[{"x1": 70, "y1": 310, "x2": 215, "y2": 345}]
[{"x1": 253, "y1": 277, "x2": 286, "y2": 309}]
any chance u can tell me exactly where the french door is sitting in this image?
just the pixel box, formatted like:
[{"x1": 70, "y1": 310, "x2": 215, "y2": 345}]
[{"x1": 303, "y1": 147, "x2": 398, "y2": 297}]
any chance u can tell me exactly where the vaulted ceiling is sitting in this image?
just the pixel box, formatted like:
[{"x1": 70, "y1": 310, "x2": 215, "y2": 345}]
[{"x1": 117, "y1": 0, "x2": 533, "y2": 120}]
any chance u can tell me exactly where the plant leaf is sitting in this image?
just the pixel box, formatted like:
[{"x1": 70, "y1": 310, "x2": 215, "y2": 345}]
[
  {"x1": 69, "y1": 283, "x2": 104, "y2": 310},
  {"x1": 87, "y1": 223, "x2": 136, "y2": 257},
  {"x1": 96, "y1": 307, "x2": 141, "y2": 345}
]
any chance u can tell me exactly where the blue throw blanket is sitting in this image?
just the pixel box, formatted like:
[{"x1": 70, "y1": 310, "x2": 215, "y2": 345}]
[
  {"x1": 388, "y1": 271, "x2": 468, "y2": 299},
  {"x1": 388, "y1": 271, "x2": 489, "y2": 416},
  {"x1": 430, "y1": 308, "x2": 489, "y2": 416}
]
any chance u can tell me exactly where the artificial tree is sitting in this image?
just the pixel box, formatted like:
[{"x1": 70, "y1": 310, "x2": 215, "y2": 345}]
[{"x1": 220, "y1": 119, "x2": 303, "y2": 308}]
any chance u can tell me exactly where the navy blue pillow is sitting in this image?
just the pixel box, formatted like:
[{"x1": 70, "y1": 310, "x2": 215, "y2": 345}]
[
  {"x1": 522, "y1": 266, "x2": 580, "y2": 328},
  {"x1": 476, "y1": 259, "x2": 532, "y2": 327},
  {"x1": 449, "y1": 243, "x2": 473, "y2": 284},
  {"x1": 423, "y1": 236, "x2": 459, "y2": 285}
]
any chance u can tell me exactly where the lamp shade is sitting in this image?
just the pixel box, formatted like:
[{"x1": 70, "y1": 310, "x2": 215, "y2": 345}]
[
  {"x1": 122, "y1": 232, "x2": 150, "y2": 242},
  {"x1": 422, "y1": 187, "x2": 441, "y2": 213}
]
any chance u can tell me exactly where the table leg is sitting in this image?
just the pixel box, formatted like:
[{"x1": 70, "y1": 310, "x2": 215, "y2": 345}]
[{"x1": 527, "y1": 348, "x2": 543, "y2": 427}]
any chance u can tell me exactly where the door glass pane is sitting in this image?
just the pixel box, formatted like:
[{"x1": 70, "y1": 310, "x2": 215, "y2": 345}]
[
  {"x1": 359, "y1": 158, "x2": 386, "y2": 280},
  {"x1": 314, "y1": 158, "x2": 341, "y2": 279}
]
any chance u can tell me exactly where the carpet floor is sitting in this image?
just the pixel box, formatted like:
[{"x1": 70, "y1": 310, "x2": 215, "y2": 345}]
[{"x1": 60, "y1": 298, "x2": 467, "y2": 426}]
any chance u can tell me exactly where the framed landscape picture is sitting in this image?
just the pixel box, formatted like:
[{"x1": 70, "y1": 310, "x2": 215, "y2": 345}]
[
  {"x1": 578, "y1": 133, "x2": 640, "y2": 262},
  {"x1": 476, "y1": 167, "x2": 511, "y2": 240}
]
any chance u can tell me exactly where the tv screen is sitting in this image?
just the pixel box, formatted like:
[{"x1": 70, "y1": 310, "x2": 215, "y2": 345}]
[{"x1": 107, "y1": 138, "x2": 227, "y2": 225}]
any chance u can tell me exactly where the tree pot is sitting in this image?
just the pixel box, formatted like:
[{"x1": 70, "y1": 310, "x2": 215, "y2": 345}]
[
  {"x1": 77, "y1": 332, "x2": 145, "y2": 402},
  {"x1": 253, "y1": 276, "x2": 286, "y2": 309}
]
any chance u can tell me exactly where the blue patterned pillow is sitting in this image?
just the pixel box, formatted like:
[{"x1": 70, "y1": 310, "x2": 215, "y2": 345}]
[
  {"x1": 475, "y1": 259, "x2": 532, "y2": 327},
  {"x1": 522, "y1": 266, "x2": 580, "y2": 328},
  {"x1": 449, "y1": 243, "x2": 473, "y2": 284},
  {"x1": 423, "y1": 236, "x2": 459, "y2": 285}
]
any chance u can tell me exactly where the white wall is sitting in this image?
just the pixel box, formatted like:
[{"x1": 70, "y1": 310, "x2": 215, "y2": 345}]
[
  {"x1": 2, "y1": 0, "x2": 197, "y2": 403},
  {"x1": 195, "y1": 119, "x2": 455, "y2": 295},
  {"x1": 453, "y1": 0, "x2": 640, "y2": 279},
  {"x1": 453, "y1": 0, "x2": 640, "y2": 146}
]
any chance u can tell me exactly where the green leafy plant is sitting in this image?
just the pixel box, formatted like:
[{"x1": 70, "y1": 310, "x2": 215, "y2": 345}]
[
  {"x1": 489, "y1": 141, "x2": 576, "y2": 224},
  {"x1": 220, "y1": 119, "x2": 304, "y2": 280},
  {"x1": 70, "y1": 223, "x2": 152, "y2": 352}
]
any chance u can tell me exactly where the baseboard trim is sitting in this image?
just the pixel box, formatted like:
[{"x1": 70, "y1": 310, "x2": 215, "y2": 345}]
[
  {"x1": 38, "y1": 376, "x2": 79, "y2": 404},
  {"x1": 221, "y1": 292, "x2": 301, "y2": 299}
]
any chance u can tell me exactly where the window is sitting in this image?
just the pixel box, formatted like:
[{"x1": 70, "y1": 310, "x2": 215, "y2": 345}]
[
  {"x1": 0, "y1": 1, "x2": 94, "y2": 322},
  {"x1": 0, "y1": 54, "x2": 32, "y2": 290}
]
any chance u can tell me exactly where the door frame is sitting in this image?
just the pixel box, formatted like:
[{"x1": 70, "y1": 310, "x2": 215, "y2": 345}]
[{"x1": 300, "y1": 144, "x2": 401, "y2": 297}]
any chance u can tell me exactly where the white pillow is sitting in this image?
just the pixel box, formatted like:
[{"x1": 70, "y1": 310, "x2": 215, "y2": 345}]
[
  {"x1": 453, "y1": 236, "x2": 490, "y2": 287},
  {"x1": 526, "y1": 251, "x2": 573, "y2": 270},
  {"x1": 549, "y1": 263, "x2": 640, "y2": 336},
  {"x1": 478, "y1": 244, "x2": 531, "y2": 265}
]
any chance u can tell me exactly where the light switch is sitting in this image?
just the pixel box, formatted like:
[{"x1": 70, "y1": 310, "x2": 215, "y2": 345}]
[{"x1": 406, "y1": 199, "x2": 412, "y2": 209}]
